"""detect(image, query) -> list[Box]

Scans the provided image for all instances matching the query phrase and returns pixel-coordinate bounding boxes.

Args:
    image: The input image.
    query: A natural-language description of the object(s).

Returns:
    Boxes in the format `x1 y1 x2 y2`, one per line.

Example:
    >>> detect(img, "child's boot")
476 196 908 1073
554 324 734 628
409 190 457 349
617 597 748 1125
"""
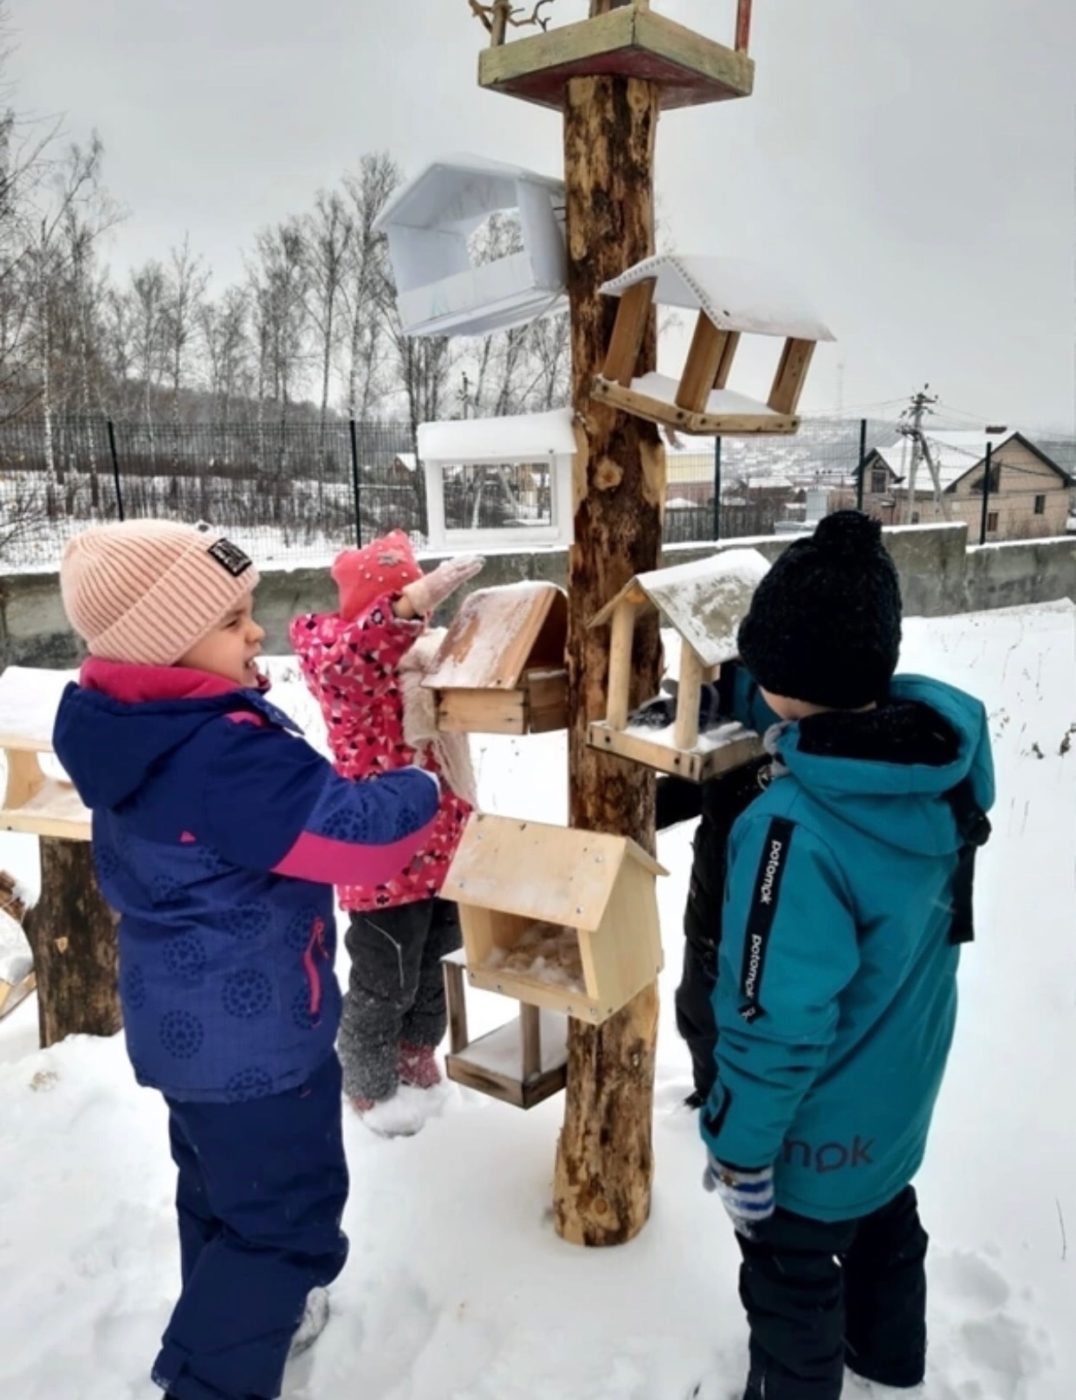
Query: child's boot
398 1041 442 1089
349 1091 423 1138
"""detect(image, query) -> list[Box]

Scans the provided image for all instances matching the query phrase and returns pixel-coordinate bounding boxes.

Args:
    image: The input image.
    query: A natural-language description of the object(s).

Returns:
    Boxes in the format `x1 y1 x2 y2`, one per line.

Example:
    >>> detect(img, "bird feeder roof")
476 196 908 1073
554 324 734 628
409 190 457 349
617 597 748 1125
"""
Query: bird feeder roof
443 813 667 932
600 254 835 342
422 581 567 691
590 548 771 668
374 154 564 235
418 408 578 465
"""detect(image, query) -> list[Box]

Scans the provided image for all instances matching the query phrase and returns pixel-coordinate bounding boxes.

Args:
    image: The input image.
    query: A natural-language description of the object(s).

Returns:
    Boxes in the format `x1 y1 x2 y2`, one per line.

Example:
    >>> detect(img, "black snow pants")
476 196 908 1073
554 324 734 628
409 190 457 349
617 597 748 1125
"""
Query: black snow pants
736 1185 929 1400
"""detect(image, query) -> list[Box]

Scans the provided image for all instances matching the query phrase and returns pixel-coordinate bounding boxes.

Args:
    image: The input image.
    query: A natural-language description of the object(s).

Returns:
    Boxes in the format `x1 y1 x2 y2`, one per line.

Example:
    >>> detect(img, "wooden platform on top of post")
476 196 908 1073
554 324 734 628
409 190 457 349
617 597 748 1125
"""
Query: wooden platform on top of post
478 0 754 113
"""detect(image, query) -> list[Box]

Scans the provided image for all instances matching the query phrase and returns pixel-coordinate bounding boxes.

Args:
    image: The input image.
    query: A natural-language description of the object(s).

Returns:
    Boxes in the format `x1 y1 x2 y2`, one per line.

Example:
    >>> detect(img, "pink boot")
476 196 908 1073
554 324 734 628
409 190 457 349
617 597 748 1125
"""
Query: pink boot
398 1042 442 1090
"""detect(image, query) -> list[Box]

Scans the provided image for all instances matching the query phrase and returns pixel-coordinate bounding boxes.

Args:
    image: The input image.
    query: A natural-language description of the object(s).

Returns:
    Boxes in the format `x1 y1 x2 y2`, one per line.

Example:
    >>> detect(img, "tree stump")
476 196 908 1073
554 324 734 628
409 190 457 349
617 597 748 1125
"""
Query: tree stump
22 838 121 1048
553 73 665 1247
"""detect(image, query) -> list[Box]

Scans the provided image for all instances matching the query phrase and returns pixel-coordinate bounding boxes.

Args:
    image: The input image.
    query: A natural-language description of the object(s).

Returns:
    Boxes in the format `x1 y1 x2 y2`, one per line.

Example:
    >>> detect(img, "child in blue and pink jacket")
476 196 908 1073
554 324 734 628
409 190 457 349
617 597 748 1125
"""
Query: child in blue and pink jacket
53 519 440 1400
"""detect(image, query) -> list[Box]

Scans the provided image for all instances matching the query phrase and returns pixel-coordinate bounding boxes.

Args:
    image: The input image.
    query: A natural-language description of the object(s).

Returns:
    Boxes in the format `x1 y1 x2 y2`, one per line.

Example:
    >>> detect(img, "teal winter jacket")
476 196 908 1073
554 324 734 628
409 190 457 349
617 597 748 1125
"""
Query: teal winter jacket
700 668 994 1222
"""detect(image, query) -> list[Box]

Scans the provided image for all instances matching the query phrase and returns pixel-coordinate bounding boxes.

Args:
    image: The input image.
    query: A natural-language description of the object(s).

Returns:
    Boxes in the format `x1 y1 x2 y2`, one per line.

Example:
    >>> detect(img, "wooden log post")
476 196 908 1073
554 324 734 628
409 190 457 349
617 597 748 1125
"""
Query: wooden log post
22 838 121 1048
553 70 665 1247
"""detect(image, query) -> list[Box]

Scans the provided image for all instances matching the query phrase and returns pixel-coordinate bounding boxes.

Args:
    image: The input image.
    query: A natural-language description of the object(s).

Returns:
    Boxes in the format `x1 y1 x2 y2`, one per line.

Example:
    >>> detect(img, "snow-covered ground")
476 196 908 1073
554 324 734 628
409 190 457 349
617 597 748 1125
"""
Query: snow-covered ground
0 601 1073 1400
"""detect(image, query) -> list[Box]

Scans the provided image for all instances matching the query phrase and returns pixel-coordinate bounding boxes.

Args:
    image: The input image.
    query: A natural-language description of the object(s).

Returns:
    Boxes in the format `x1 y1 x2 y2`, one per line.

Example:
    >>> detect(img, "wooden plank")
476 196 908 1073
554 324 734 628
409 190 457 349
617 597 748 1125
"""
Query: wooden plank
768 337 816 416
522 668 569 733
446 1018 568 1108
579 863 663 1018
0 774 92 841
675 313 728 413
587 719 764 782
445 1053 526 1107
423 584 564 693
714 330 740 389
605 600 637 730
601 277 656 387
0 971 36 1022
442 956 469 1055
434 688 527 735
466 960 606 1024
673 642 705 751
2 748 46 814
591 375 799 436
588 579 650 631
478 7 754 114
521 1003 542 1079
735 0 753 52
445 813 637 932
457 904 536 970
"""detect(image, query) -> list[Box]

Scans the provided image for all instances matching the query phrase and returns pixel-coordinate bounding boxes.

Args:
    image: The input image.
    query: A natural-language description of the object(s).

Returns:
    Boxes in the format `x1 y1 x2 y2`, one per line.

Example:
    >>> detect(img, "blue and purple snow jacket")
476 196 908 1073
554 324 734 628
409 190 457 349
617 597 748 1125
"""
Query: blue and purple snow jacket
53 658 439 1103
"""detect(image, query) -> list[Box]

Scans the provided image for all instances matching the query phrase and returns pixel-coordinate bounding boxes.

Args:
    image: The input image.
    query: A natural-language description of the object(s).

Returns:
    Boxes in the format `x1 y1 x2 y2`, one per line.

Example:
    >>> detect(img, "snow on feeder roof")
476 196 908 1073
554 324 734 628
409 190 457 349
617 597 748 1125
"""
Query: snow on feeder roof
419 409 579 552
418 407 577 465
592 253 835 438
588 548 771 782
374 154 567 339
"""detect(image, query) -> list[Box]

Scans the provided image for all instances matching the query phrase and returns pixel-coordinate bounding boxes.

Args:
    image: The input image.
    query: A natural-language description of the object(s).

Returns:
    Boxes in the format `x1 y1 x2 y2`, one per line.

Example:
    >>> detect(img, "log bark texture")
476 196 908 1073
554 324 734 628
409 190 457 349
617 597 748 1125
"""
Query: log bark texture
22 838 120 1047
553 73 665 1247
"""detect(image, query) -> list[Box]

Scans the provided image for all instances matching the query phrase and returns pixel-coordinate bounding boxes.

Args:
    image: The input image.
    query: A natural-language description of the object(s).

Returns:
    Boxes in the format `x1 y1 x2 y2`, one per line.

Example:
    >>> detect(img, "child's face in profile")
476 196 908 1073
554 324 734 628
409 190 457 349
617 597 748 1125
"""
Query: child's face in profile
178 598 265 686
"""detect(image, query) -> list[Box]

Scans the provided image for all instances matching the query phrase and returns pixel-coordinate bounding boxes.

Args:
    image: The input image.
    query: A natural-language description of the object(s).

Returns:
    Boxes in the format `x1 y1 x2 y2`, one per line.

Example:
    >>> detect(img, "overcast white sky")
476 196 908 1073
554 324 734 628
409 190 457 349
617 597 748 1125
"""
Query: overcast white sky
7 0 1076 429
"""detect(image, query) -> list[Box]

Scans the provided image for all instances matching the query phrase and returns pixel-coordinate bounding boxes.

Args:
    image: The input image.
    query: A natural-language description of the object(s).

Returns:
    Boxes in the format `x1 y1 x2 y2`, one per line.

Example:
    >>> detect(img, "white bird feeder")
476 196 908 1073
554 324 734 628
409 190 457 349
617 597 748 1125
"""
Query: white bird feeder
418 407 580 551
374 154 567 339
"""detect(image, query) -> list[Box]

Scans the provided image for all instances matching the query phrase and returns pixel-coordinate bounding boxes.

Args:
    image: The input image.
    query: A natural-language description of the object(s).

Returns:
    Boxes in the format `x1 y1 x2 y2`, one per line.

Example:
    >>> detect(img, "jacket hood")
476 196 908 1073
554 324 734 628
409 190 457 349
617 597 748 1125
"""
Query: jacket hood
774 675 994 856
53 658 272 811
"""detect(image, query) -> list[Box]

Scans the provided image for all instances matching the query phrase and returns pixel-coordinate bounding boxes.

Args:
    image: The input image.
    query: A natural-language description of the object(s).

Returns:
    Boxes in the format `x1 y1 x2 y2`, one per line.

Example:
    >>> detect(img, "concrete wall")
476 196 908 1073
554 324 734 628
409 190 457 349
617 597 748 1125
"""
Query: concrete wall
3 522 1073 671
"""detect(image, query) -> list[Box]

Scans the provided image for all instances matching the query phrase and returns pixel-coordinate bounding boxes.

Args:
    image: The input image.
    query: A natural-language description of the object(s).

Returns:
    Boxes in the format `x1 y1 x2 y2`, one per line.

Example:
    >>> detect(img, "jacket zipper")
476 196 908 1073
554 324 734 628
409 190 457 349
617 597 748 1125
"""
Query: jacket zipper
302 917 327 1019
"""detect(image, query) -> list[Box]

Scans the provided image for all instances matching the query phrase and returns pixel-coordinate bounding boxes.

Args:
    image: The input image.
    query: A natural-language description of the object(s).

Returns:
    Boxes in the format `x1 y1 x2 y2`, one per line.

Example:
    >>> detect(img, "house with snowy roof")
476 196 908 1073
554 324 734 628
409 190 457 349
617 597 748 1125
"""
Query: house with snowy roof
852 430 1072 541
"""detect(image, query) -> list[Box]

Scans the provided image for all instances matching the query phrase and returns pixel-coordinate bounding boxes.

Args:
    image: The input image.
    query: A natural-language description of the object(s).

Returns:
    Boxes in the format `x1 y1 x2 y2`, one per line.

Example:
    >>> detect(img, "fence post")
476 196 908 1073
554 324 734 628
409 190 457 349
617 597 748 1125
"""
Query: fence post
348 418 362 548
856 417 867 512
712 435 722 541
979 441 993 546
106 419 125 522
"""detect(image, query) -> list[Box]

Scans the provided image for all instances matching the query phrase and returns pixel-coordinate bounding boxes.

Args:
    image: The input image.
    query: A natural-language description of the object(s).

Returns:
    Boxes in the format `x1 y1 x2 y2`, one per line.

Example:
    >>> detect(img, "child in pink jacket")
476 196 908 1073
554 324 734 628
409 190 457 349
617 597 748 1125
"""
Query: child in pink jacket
291 532 482 1135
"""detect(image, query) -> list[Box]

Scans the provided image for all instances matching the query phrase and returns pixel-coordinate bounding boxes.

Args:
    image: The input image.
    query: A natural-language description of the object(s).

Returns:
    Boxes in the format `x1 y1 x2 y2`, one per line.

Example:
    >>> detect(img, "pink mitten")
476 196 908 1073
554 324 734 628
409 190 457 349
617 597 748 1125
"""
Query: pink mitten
401 556 484 616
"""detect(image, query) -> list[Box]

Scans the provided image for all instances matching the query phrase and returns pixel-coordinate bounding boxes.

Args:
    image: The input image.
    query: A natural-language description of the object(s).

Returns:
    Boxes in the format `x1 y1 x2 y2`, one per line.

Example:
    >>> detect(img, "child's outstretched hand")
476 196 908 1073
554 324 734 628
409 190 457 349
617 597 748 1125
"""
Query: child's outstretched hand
401 555 484 617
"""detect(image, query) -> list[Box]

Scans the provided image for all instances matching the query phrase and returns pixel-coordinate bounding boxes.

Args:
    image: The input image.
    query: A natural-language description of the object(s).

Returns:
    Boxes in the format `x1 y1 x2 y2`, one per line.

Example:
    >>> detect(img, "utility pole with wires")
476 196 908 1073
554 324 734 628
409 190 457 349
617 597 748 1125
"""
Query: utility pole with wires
899 384 949 523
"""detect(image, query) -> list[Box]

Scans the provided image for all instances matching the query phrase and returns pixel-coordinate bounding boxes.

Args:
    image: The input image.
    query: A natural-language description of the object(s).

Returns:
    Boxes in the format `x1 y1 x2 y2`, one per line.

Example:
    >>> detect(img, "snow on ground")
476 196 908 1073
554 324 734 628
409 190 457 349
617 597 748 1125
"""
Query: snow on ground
0 602 1074 1400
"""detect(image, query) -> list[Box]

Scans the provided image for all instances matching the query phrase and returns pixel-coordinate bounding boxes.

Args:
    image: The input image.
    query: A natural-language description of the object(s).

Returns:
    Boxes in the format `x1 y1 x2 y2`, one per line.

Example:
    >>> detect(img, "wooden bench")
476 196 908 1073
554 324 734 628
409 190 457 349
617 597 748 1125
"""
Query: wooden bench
0 666 119 1044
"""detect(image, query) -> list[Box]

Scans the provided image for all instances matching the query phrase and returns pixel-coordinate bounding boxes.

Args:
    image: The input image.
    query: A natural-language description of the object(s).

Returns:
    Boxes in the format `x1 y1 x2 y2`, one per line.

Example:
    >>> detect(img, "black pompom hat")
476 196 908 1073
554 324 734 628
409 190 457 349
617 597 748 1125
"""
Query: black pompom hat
737 511 902 710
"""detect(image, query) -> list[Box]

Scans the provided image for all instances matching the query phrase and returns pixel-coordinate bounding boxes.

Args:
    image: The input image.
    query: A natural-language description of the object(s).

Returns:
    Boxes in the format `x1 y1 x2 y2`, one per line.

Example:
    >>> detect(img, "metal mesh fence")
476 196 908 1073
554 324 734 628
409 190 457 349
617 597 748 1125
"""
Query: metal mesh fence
1 415 1071 571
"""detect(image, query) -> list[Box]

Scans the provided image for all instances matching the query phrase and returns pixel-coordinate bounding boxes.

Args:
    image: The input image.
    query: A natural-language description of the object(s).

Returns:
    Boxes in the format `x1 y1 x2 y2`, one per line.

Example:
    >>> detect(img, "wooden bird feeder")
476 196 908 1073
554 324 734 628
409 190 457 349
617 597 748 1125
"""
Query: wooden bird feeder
478 0 756 114
443 813 667 1026
418 407 580 552
588 548 770 782
0 667 90 842
421 580 568 735
441 949 568 1109
373 154 567 339
592 253 835 436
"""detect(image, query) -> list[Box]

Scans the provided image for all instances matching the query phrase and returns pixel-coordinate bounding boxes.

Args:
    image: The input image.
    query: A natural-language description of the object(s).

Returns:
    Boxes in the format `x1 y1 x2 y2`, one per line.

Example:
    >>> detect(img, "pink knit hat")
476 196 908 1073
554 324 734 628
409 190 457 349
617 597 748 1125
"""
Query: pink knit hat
60 520 260 666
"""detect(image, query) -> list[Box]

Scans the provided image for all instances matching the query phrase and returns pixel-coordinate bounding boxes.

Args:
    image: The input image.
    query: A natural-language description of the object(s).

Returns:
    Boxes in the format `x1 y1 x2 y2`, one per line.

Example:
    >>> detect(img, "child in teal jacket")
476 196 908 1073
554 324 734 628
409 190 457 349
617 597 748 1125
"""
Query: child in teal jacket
700 513 993 1400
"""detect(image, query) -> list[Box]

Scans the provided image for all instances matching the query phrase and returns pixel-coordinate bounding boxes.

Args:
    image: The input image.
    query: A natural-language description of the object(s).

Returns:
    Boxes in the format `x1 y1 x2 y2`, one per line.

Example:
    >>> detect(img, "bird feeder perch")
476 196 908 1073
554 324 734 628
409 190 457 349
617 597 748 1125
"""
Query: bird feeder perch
588 548 770 781
441 949 568 1109
421 581 568 735
443 813 667 1026
418 407 580 552
478 1 755 113
592 253 835 436
373 154 567 339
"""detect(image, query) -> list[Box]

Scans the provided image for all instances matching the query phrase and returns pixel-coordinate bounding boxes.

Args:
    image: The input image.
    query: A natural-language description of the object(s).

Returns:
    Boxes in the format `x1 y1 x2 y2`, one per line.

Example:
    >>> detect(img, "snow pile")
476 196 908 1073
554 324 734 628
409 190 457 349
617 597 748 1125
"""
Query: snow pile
0 603 1073 1399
